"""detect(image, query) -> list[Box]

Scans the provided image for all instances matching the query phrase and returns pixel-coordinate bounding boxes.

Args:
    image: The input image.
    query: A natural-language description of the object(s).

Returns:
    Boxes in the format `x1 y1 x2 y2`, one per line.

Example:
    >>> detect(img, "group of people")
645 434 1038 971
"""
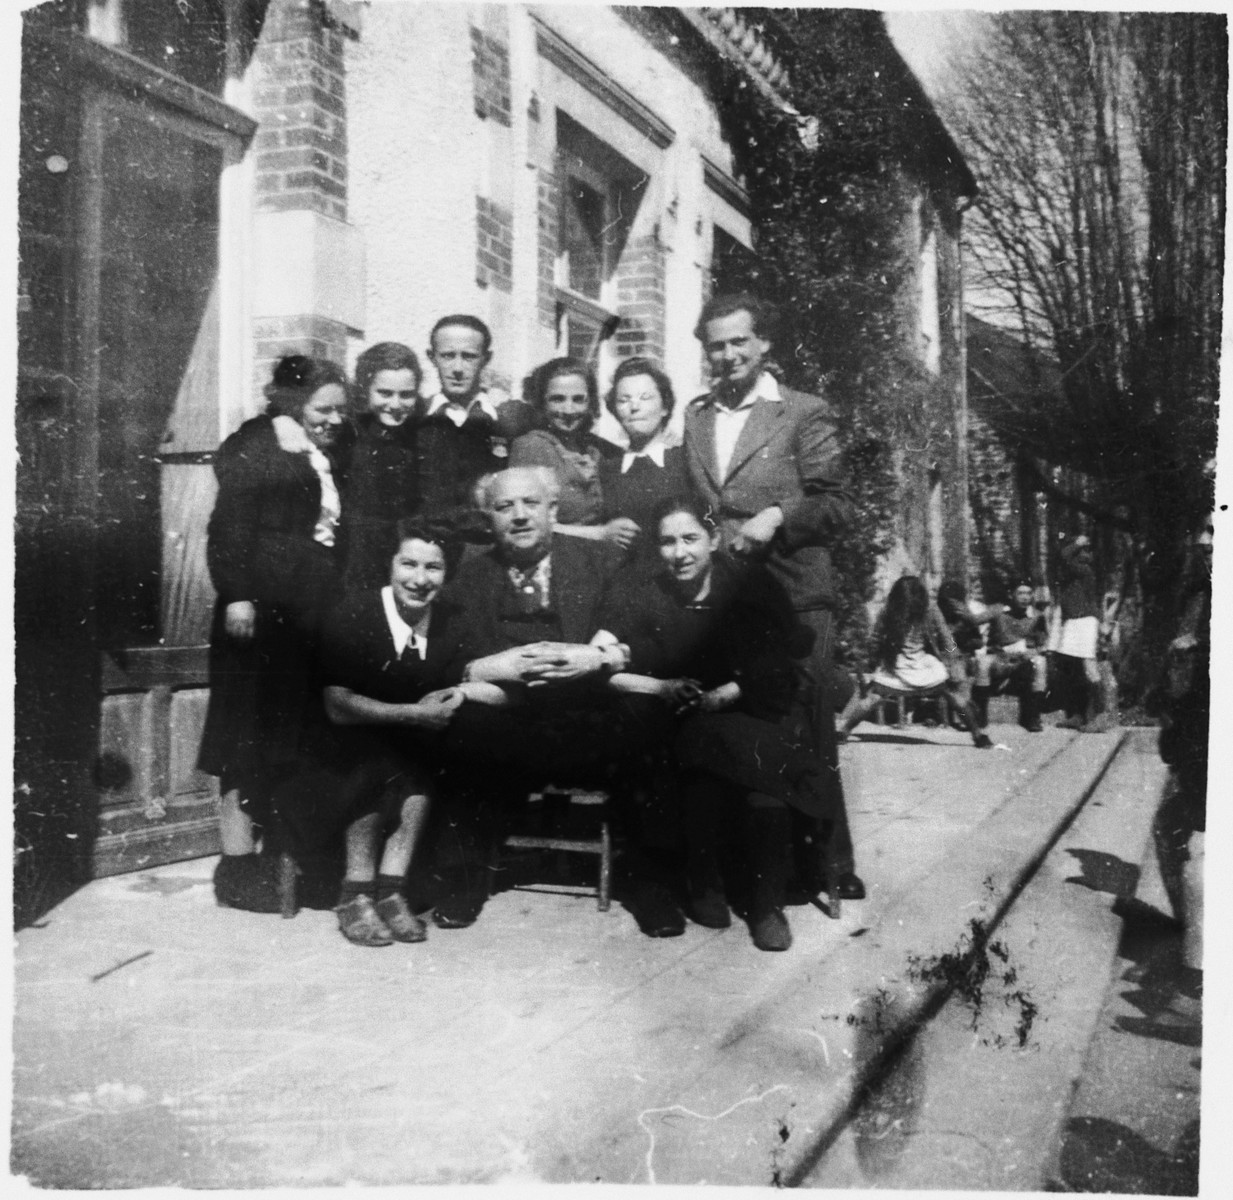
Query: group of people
835 543 1120 744
197 294 865 953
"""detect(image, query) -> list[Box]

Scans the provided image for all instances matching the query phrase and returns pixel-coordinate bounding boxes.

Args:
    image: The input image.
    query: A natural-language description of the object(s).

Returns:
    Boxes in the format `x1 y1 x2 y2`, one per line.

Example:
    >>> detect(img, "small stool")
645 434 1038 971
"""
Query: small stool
502 787 613 911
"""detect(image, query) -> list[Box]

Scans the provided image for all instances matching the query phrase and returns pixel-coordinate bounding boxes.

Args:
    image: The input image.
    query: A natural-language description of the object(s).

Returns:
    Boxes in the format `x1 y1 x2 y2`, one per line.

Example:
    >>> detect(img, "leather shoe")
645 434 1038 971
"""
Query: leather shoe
432 891 486 929
751 907 793 951
375 893 427 943
337 894 394 947
688 888 731 929
627 878 686 938
832 872 866 901
973 732 993 749
214 854 282 913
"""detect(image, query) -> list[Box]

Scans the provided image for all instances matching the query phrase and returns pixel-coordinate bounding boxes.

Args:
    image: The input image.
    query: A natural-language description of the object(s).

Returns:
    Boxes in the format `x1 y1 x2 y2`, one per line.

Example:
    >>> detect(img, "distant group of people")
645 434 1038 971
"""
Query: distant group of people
838 540 1125 743
198 295 866 953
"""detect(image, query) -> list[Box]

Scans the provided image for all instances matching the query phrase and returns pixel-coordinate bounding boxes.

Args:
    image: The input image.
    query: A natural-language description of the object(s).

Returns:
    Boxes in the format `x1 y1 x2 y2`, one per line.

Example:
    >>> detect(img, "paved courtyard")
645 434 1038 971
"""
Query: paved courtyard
12 724 1133 1186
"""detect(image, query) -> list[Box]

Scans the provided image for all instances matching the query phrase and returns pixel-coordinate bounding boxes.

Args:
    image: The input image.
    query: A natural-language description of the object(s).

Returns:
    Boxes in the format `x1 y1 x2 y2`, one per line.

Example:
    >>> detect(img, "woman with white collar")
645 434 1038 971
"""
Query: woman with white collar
198 354 351 911
598 357 692 562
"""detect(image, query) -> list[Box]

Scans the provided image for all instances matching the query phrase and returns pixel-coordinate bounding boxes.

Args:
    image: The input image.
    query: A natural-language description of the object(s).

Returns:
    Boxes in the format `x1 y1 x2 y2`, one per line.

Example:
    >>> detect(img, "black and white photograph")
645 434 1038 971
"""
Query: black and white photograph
8 0 1226 1191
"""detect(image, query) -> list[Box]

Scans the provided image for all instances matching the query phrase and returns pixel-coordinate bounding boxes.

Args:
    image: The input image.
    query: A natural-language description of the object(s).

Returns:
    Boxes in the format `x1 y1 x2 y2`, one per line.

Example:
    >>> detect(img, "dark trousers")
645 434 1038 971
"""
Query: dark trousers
796 608 856 877
433 694 670 872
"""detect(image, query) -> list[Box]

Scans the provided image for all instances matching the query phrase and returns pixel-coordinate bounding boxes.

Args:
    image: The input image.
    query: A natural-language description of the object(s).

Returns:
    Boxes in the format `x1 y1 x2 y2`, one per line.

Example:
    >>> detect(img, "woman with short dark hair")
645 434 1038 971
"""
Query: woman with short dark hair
509 356 629 545
595 495 821 951
198 354 351 910
599 356 692 560
311 521 473 945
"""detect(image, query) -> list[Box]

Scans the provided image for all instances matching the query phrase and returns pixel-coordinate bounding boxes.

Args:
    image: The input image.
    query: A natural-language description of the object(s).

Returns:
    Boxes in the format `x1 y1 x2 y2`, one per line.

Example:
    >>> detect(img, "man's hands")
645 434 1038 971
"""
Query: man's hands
466 642 612 685
519 643 607 683
225 600 257 640
731 506 783 558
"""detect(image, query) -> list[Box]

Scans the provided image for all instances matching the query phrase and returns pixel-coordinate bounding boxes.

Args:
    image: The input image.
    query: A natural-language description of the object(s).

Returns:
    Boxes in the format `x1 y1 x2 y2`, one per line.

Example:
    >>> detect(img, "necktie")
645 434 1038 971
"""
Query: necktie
508 568 544 615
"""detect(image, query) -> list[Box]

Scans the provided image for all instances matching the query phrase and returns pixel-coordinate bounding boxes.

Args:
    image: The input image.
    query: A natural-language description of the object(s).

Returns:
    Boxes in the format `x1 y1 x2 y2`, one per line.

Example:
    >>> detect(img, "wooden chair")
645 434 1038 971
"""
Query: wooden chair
499 786 613 911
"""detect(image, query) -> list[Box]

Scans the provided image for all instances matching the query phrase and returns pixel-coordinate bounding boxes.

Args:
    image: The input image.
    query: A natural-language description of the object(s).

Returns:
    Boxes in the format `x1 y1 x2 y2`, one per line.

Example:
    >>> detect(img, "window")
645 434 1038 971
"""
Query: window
711 226 758 297
87 0 228 97
555 112 644 368
558 157 619 362
920 227 941 375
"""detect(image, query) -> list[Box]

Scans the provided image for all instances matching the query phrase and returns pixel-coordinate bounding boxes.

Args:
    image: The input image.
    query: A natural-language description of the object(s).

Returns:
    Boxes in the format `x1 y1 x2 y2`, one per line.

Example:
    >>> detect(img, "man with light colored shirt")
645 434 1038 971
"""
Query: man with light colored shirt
683 292 864 903
415 314 534 539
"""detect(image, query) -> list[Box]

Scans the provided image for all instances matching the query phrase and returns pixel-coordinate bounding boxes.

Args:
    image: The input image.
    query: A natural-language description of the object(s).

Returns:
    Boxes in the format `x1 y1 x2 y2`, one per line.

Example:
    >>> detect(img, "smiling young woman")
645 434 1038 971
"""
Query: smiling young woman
508 356 625 545
342 342 424 591
197 354 352 911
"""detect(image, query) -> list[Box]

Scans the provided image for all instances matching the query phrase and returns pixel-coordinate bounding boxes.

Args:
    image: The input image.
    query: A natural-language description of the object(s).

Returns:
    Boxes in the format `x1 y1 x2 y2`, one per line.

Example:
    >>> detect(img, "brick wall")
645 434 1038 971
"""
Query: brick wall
476 196 514 292
471 25 511 126
536 168 560 331
252 0 349 221
253 314 352 395
615 233 666 362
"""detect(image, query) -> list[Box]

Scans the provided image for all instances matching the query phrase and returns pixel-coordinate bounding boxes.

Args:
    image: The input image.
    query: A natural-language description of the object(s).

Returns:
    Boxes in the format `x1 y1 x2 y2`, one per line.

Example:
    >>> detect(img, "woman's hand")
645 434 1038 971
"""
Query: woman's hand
602 518 641 550
661 678 703 712
698 682 741 712
411 687 464 730
224 600 257 641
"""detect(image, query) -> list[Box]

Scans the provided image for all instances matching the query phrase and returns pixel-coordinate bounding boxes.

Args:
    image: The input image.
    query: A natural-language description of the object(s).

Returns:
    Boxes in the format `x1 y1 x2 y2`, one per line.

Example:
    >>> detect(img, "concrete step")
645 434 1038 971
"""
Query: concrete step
537 729 1128 1185
797 728 1171 1189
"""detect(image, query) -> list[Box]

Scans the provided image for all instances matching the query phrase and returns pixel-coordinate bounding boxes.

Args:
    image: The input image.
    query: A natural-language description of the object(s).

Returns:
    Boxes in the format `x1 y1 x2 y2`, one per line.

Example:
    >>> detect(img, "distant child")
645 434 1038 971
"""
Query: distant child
840 575 992 748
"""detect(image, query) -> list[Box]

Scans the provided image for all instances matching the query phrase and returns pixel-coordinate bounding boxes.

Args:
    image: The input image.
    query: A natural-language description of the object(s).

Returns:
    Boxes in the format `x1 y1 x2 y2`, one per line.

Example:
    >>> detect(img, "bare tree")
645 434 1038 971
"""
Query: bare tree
942 12 1224 673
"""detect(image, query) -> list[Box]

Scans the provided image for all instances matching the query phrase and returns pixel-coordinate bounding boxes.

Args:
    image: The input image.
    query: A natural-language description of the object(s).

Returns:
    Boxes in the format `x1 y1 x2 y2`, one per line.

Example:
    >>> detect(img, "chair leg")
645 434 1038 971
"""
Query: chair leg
278 850 298 919
598 819 612 912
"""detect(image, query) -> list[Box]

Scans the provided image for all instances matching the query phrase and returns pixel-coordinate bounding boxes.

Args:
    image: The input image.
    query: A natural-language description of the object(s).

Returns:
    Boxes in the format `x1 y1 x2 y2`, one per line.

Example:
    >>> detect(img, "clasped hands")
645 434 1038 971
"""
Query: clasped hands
659 677 738 714
471 642 611 686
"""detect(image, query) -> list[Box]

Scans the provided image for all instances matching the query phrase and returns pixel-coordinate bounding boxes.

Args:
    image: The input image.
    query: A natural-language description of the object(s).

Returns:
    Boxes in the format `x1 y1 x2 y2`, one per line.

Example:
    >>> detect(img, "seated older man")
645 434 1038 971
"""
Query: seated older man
431 466 685 935
973 582 1048 732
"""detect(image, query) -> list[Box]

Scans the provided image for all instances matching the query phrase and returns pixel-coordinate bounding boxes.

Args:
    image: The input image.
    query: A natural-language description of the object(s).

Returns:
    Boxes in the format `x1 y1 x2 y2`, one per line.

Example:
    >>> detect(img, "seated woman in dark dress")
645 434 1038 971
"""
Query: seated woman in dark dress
342 342 423 591
308 520 501 946
599 357 692 562
594 496 820 952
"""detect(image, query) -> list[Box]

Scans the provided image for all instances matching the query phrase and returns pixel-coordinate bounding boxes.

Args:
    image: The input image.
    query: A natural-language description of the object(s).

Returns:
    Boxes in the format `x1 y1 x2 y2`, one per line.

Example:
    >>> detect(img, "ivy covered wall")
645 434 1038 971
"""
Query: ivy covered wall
680 9 977 652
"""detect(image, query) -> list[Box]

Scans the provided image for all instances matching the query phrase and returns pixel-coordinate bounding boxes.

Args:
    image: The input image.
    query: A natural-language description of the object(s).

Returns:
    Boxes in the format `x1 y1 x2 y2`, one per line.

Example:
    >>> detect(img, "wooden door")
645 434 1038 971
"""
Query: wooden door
76 80 243 876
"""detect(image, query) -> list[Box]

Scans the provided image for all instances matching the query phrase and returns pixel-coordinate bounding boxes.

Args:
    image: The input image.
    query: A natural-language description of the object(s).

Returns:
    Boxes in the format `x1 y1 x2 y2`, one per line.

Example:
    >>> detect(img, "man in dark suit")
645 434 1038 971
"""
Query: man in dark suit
684 292 865 901
415 314 535 540
434 466 684 933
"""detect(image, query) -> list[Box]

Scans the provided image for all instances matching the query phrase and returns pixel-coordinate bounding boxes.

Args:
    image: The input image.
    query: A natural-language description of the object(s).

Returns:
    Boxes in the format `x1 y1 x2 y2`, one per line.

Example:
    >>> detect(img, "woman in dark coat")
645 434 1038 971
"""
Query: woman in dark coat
595 495 819 952
198 354 350 910
599 356 692 562
341 341 423 591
